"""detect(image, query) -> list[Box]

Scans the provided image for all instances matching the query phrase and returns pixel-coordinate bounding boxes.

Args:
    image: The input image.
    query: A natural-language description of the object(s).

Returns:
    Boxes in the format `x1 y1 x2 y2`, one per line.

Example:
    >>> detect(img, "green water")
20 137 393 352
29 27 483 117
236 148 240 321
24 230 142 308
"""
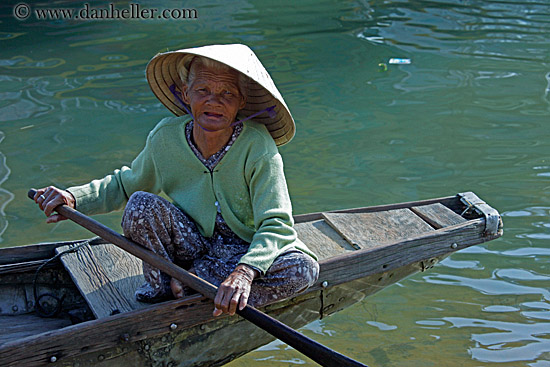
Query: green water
1 0 549 365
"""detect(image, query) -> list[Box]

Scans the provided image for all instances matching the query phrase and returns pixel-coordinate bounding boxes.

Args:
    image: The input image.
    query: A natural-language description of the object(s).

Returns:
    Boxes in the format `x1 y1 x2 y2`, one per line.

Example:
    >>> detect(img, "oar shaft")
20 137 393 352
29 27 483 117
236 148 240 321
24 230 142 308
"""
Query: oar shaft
28 189 367 367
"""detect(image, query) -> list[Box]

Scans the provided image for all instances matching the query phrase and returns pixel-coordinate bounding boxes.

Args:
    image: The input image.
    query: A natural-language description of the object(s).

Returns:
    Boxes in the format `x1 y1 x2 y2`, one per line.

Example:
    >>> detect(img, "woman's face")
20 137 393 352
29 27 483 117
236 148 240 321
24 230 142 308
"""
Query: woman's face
182 64 246 133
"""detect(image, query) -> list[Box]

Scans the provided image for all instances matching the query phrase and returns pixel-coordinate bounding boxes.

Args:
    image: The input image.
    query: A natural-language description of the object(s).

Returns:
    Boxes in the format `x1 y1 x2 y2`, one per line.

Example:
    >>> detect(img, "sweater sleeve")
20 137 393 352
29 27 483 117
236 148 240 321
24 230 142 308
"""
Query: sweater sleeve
66 131 162 215
238 152 299 274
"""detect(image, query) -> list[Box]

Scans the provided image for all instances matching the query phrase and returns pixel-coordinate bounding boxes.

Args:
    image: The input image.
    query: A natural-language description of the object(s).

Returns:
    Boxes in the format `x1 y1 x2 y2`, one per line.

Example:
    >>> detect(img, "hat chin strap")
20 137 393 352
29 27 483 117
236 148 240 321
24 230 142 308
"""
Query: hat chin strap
169 84 276 132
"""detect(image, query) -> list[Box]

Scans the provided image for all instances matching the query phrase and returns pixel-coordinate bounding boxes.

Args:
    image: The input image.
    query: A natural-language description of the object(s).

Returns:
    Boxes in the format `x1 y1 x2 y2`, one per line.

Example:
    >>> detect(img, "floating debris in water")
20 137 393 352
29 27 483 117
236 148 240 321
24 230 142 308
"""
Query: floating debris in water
378 58 412 72
388 58 412 65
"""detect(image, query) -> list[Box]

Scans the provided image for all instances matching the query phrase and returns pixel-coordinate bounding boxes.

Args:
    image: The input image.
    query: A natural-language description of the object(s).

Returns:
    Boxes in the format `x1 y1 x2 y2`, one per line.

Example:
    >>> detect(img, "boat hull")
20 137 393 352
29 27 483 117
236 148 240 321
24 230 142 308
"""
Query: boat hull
0 193 502 366
18 260 430 367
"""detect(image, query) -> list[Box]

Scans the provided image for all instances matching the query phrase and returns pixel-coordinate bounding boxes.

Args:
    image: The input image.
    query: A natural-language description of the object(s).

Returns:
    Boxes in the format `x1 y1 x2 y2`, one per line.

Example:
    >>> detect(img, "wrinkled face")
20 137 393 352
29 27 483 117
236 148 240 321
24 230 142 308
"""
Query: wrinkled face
182 64 246 132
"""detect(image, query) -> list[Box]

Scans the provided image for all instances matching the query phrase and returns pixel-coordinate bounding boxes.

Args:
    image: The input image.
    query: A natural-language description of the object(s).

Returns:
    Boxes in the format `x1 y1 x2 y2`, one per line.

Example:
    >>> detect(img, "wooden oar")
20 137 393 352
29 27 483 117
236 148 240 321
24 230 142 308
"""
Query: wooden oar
28 189 368 367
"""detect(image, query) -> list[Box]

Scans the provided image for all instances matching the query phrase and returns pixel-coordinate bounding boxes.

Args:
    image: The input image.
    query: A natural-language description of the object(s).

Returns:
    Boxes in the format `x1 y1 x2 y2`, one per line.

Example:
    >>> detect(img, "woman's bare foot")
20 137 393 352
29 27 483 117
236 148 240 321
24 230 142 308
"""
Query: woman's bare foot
170 278 185 298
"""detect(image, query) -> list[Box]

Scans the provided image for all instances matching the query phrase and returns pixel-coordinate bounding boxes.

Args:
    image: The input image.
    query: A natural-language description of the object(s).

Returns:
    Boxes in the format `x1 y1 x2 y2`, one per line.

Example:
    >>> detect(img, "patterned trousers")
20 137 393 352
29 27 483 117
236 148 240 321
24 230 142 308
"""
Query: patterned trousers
121 191 319 307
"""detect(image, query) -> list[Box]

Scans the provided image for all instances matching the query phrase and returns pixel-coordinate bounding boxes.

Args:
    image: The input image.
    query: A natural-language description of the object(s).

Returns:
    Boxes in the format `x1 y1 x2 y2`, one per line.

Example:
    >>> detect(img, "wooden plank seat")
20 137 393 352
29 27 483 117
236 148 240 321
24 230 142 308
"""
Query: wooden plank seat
294 220 355 260
411 203 466 229
56 242 147 319
301 204 466 253
321 208 435 250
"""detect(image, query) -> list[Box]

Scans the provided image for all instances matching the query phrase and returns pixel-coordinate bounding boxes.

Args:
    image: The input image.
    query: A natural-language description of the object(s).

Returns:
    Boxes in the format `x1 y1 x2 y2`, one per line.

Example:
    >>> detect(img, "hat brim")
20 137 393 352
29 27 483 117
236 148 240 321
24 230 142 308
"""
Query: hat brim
146 44 295 146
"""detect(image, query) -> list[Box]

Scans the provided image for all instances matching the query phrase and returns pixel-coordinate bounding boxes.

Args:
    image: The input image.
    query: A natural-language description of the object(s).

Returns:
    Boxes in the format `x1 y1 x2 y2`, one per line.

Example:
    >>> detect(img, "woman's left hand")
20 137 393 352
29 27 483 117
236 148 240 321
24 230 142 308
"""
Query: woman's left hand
213 264 259 316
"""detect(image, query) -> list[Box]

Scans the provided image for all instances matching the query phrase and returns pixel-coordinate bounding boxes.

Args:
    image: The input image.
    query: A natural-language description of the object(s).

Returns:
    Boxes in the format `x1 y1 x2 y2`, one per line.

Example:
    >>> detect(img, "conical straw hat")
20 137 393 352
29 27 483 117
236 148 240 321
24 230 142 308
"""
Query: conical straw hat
146 44 295 146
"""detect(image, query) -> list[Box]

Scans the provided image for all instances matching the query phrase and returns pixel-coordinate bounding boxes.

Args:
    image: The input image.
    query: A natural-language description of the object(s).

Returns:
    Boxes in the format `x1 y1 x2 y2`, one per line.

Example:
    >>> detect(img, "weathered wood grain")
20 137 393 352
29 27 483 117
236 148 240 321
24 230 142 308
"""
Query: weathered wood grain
322 208 434 250
0 237 108 266
411 203 466 229
1 263 85 316
319 261 431 319
313 218 494 291
294 195 459 223
0 286 27 316
0 192 500 367
0 242 66 265
295 220 355 260
0 218 498 367
0 289 322 367
0 314 72 345
56 243 146 318
0 294 207 366
0 219 492 367
0 259 52 275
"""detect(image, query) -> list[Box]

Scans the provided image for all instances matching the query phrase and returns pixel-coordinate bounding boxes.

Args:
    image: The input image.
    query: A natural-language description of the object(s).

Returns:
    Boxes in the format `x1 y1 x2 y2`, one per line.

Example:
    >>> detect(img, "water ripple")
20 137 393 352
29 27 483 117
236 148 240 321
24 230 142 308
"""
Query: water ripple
496 268 550 281
444 317 550 363
440 257 483 270
423 274 550 300
0 131 14 243
352 0 550 63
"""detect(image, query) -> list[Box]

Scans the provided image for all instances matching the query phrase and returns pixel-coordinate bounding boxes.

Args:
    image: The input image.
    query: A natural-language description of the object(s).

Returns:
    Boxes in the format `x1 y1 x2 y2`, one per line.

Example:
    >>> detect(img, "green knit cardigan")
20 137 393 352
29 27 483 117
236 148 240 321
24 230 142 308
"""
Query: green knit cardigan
67 115 316 273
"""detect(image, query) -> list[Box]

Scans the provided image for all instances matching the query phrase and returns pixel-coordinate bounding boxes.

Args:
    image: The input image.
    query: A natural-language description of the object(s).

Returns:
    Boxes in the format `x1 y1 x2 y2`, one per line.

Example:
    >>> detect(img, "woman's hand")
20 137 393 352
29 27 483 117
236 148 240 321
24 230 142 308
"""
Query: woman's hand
33 186 76 223
213 264 259 316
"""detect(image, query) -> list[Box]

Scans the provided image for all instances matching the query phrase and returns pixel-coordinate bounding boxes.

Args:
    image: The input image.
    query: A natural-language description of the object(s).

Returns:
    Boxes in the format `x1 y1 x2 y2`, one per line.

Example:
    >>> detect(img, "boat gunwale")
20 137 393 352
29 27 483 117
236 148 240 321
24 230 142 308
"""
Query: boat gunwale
0 237 109 267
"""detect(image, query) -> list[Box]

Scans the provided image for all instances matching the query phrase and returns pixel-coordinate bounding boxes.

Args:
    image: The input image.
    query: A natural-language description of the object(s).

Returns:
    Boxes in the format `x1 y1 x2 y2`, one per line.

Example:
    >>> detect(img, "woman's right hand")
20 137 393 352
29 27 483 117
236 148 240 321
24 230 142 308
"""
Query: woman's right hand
33 186 76 223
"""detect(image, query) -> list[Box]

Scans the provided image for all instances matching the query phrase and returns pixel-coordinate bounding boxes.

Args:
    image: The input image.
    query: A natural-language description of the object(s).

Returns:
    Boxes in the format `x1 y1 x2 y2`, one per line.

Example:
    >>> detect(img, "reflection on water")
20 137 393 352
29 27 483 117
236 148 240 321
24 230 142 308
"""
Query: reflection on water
1 0 549 365
354 0 550 62
423 274 550 300
0 131 14 242
444 317 550 363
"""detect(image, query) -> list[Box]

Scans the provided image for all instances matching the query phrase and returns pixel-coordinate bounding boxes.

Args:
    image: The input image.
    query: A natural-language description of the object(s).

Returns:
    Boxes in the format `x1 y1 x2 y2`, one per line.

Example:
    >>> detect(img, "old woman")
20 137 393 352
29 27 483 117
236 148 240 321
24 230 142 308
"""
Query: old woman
34 44 319 317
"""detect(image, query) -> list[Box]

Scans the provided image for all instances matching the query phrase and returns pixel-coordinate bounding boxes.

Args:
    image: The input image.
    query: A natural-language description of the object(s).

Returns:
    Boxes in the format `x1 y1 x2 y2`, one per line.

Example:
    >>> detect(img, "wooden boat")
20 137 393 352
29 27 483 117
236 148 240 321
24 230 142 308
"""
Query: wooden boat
0 192 502 366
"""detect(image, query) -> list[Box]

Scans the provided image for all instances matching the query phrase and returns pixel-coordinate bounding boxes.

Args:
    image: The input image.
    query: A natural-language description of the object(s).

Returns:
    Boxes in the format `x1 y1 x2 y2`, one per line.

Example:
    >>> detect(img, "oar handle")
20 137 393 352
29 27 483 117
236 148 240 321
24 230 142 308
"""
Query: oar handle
28 189 368 367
